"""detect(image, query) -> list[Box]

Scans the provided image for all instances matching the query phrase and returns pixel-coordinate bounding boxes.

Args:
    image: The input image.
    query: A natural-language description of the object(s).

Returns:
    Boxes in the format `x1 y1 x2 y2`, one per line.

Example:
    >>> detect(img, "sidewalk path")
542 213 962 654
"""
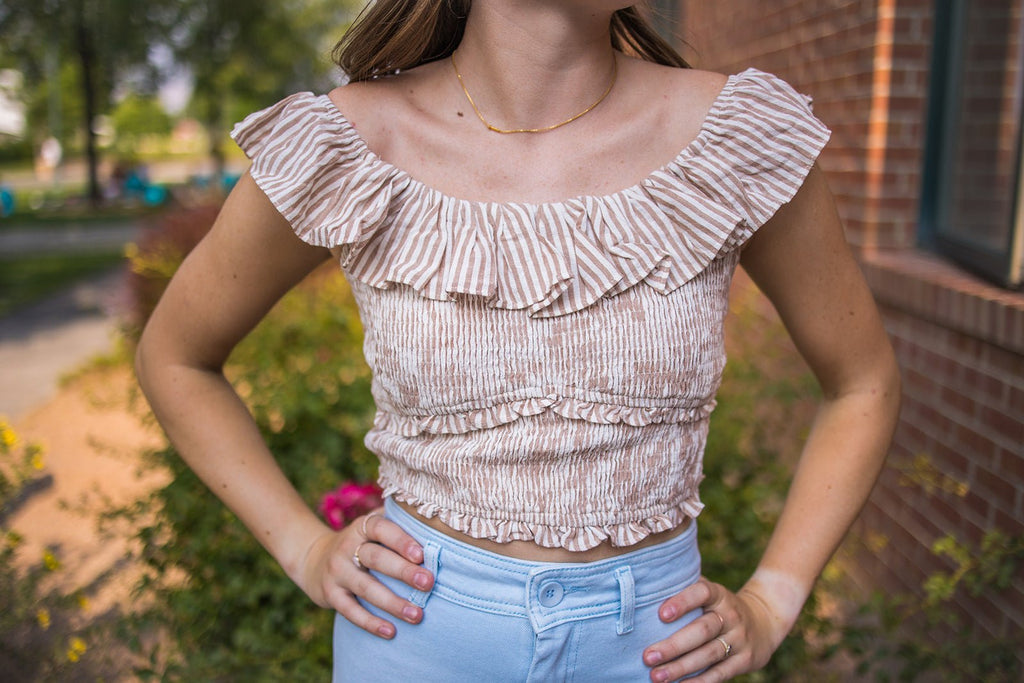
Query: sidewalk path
1 218 166 678
0 220 142 420
0 268 125 420
0 221 140 256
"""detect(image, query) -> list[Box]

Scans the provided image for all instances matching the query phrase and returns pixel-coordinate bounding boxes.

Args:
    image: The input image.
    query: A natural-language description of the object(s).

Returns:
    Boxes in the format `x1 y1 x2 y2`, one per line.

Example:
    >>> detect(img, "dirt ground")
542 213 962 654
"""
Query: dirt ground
7 362 167 678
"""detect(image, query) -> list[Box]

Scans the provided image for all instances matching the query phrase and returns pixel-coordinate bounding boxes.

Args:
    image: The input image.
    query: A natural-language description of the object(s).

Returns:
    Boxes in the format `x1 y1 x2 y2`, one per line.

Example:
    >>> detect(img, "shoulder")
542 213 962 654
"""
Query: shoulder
326 60 450 148
613 57 730 156
629 60 730 104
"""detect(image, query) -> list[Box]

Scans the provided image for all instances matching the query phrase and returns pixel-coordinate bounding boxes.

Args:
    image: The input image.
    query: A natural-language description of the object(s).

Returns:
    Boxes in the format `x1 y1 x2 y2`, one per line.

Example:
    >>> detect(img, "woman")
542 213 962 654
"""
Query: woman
135 1 901 680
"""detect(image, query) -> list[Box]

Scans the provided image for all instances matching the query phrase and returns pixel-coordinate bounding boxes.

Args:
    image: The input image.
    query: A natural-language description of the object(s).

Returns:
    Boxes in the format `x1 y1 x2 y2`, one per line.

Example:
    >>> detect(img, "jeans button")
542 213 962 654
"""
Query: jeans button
538 580 564 607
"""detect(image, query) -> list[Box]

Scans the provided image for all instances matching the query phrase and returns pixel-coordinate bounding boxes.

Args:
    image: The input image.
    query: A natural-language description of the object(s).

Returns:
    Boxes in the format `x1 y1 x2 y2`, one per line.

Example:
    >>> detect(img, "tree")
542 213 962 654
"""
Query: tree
111 93 172 155
168 0 353 178
0 0 172 203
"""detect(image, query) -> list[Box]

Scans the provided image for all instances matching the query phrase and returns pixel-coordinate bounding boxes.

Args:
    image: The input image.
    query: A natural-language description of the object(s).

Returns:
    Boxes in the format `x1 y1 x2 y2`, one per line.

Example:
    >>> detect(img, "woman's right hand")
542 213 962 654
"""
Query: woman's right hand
296 510 434 639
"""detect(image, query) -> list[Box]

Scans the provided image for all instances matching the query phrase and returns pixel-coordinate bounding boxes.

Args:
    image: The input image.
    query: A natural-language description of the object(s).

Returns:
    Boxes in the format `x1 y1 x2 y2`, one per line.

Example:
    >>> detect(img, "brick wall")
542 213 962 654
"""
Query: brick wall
676 0 932 250
674 0 1024 654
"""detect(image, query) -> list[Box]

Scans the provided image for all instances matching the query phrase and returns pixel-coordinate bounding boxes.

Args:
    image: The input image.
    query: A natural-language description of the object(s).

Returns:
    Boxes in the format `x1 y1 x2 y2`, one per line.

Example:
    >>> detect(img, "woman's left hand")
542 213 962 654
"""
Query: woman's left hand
642 577 783 682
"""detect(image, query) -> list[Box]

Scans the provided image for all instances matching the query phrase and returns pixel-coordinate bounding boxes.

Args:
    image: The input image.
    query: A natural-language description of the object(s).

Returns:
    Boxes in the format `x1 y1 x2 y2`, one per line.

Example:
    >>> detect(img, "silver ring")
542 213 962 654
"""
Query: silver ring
360 512 379 538
715 636 732 659
352 542 367 570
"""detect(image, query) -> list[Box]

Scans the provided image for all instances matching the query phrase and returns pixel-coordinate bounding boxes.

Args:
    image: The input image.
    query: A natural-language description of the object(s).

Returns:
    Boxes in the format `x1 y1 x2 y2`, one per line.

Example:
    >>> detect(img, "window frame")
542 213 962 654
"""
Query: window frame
919 0 1024 289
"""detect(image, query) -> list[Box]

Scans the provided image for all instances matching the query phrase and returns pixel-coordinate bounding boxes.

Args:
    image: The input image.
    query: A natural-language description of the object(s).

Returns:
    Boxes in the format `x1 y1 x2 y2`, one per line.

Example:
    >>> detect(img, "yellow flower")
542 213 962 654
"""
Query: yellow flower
30 451 45 470
0 424 17 449
66 636 88 661
36 608 51 630
77 594 90 610
42 549 60 571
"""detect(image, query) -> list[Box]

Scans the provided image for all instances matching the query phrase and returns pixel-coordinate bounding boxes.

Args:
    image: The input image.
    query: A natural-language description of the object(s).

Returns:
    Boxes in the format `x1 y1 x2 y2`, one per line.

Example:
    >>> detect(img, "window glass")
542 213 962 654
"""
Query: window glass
927 0 1023 287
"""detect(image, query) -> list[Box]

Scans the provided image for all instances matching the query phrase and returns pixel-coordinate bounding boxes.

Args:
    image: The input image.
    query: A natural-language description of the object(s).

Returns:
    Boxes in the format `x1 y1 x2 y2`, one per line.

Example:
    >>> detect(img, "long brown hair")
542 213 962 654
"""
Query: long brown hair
334 1 689 82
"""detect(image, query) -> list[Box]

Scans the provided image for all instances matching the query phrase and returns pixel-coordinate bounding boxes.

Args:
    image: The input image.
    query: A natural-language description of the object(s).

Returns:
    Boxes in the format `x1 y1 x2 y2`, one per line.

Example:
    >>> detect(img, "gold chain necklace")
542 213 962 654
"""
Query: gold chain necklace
451 53 617 134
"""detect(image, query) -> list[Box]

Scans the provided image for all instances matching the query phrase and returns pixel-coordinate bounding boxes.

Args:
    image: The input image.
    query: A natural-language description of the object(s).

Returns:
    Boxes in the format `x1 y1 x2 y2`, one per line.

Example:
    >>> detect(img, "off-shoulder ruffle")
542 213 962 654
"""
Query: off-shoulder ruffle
381 484 705 551
231 68 830 318
373 394 715 436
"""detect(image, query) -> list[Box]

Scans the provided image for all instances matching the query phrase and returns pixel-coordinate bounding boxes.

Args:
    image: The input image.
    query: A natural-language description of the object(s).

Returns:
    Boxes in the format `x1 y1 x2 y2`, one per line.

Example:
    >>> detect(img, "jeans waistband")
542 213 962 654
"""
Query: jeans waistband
383 498 701 634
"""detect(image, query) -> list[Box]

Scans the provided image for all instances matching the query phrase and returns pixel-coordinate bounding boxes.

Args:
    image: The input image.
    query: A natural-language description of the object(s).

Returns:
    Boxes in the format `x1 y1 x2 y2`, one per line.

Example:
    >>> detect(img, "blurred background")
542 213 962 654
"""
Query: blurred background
0 0 1022 681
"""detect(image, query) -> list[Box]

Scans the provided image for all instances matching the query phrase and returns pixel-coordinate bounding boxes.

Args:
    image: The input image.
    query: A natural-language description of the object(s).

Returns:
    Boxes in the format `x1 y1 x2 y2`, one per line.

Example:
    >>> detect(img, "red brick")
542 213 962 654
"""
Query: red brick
978 406 1024 446
956 365 1006 406
998 449 1024 487
939 384 976 419
672 0 1023 663
992 507 1024 538
972 466 1017 514
983 345 1024 381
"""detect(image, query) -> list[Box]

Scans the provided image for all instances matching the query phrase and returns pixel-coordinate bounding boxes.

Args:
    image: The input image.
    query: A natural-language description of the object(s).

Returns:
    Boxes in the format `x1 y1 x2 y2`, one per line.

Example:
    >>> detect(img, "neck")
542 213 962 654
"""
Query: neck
452 1 621 132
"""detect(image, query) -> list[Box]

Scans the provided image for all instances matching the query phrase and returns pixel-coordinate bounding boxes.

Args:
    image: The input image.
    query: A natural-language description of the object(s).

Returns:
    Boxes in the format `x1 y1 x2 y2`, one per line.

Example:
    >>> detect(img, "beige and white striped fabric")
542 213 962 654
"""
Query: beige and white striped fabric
231 68 830 551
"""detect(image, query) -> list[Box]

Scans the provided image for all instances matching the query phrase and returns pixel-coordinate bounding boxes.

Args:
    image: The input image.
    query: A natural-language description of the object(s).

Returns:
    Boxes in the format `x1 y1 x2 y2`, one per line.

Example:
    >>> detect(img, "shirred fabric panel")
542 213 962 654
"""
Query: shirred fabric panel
230 68 831 551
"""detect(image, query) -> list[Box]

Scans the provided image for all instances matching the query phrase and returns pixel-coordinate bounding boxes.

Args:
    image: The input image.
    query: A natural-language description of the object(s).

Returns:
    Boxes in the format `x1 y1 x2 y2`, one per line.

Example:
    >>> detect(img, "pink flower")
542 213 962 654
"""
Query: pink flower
318 481 383 530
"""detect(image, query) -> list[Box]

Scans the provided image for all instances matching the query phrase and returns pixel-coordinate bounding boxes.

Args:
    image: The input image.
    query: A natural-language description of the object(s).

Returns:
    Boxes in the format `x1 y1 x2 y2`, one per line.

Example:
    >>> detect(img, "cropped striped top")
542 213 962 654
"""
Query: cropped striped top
231 68 831 551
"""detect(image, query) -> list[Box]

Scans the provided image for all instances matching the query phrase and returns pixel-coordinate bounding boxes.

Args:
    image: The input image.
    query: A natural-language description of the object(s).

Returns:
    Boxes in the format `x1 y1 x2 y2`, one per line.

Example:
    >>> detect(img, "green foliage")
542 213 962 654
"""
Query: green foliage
168 0 355 172
925 532 1023 606
0 0 174 200
698 306 837 681
837 529 1024 682
111 94 173 155
0 420 91 680
0 137 33 164
119 268 375 681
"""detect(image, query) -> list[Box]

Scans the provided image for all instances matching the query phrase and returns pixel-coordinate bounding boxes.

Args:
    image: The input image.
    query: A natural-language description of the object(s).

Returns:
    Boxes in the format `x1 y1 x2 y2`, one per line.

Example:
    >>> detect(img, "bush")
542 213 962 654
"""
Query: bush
0 138 33 164
835 519 1024 681
120 267 376 681
0 420 92 681
698 298 839 681
121 204 221 340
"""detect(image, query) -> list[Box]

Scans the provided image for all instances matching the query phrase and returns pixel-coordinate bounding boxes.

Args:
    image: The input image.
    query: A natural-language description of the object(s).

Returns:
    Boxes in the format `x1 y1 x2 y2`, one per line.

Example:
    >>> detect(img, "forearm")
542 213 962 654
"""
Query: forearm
740 362 901 640
137 355 330 583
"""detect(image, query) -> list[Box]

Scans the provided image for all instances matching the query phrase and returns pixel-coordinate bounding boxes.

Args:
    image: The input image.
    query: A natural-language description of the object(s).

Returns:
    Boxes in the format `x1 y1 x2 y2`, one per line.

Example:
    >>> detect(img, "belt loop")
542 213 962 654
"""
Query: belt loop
409 541 440 608
614 566 635 635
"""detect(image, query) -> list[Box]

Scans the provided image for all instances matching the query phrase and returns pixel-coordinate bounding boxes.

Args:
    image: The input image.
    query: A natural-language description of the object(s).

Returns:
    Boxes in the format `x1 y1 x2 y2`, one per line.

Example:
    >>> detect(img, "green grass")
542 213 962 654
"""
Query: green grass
0 250 125 317
0 204 163 231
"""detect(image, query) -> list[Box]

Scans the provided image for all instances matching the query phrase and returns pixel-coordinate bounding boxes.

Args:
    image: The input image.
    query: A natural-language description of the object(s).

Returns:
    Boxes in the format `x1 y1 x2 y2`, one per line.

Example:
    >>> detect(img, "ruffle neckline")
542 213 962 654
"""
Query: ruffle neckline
381 484 706 551
231 68 830 318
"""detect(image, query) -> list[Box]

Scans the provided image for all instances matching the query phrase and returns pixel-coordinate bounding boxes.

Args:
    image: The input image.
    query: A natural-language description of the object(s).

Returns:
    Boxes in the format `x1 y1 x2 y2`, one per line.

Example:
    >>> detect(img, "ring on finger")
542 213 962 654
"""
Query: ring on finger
708 609 725 631
715 636 732 659
361 512 380 538
352 541 368 570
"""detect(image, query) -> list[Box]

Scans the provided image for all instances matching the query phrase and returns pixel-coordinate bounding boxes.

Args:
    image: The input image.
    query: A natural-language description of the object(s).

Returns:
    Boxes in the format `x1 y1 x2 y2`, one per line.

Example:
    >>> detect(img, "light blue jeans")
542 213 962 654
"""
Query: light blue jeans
332 498 704 682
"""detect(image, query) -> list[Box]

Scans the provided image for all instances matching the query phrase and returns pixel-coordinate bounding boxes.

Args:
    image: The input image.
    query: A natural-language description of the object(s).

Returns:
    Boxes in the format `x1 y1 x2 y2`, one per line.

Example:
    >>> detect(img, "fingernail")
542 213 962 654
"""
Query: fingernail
414 572 431 590
661 605 676 620
377 624 394 638
409 544 424 562
645 650 663 666
652 670 669 682
402 605 419 622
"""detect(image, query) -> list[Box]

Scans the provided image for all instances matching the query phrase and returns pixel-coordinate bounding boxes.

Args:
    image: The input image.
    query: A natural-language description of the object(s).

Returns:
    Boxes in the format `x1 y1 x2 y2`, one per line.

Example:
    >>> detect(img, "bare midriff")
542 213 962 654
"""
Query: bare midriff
396 500 692 563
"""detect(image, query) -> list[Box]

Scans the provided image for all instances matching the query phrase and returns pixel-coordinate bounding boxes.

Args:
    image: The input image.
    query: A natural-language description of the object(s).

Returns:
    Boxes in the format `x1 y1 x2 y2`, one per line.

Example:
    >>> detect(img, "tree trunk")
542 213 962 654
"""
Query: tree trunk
73 2 102 205
206 101 226 184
